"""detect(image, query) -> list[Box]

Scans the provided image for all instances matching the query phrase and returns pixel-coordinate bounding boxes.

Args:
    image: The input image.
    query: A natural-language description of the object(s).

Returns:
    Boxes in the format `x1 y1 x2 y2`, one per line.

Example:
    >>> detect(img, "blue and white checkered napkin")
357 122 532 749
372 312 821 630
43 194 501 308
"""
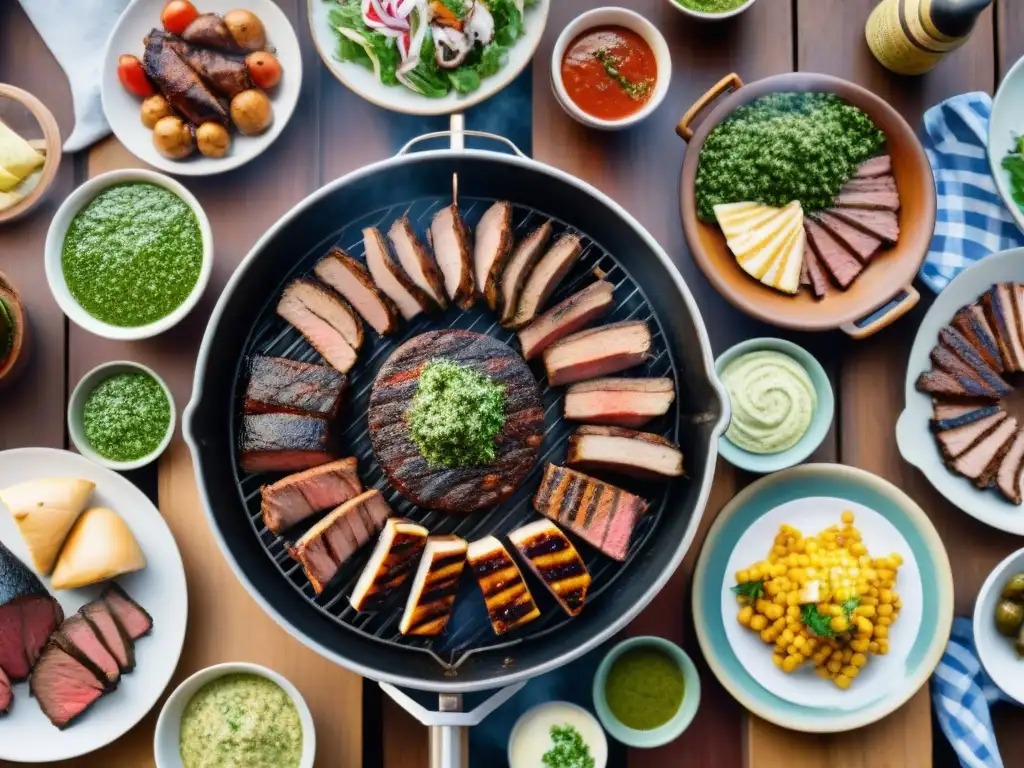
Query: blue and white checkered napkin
919 92 1024 294
932 617 1011 768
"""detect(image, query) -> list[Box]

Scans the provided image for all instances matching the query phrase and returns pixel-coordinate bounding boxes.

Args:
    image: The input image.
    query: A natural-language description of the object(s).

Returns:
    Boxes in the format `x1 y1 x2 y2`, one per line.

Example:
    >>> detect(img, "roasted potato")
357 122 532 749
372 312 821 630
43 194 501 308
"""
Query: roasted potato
141 95 172 129
230 89 273 135
152 116 194 159
196 122 231 158
224 9 266 51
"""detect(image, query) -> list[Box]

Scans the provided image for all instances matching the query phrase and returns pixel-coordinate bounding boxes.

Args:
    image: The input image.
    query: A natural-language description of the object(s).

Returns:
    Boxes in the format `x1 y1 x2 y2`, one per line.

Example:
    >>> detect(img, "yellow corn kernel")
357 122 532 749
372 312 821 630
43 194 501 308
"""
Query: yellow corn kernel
787 605 802 619
738 606 754 626
782 655 801 673
772 653 784 668
764 581 780 597
830 650 843 662
793 635 806 649
815 667 831 679
736 569 751 584
850 542 866 556
854 605 876 618
829 616 849 633
760 629 776 644
773 617 787 631
868 641 879 654
765 603 784 621
878 604 893 617
874 625 888 639
841 511 854 524
877 639 890 655
773 592 787 606
834 674 852 690
855 617 873 635
750 614 768 632
748 566 761 581
781 628 795 645
851 653 867 667
877 616 892 627
827 659 842 674
850 638 869 653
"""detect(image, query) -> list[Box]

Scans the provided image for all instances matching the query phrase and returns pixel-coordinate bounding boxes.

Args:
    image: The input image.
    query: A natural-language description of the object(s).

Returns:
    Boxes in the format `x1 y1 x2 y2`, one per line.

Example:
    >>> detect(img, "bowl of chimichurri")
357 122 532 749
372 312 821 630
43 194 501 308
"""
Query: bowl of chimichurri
44 169 213 340
154 662 314 768
68 360 176 471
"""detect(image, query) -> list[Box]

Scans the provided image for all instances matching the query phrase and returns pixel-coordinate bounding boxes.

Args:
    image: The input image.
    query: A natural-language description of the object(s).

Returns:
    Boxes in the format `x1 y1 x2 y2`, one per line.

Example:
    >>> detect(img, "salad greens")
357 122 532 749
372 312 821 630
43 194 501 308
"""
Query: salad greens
327 0 535 98
1003 134 1024 210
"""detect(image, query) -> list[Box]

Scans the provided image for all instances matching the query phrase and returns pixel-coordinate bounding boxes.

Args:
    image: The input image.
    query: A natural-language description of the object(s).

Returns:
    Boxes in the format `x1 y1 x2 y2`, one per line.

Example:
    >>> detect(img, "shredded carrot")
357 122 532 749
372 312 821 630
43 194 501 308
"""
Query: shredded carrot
430 1 464 29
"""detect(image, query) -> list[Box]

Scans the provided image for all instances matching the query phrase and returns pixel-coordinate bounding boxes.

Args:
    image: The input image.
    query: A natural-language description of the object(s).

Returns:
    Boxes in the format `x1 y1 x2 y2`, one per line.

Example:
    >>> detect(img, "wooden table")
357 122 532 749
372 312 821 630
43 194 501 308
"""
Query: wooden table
2 0 1023 765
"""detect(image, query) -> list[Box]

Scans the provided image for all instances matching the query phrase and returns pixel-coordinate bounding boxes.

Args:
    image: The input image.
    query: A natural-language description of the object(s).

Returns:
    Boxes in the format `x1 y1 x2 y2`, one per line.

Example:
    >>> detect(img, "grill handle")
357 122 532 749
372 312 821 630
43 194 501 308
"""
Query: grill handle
396 113 527 158
379 681 526 768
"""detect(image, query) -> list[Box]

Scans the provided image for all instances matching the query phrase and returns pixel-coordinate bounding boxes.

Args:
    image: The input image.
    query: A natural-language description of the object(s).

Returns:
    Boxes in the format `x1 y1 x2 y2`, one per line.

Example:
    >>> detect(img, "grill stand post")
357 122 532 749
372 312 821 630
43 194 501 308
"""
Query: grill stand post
379 681 527 768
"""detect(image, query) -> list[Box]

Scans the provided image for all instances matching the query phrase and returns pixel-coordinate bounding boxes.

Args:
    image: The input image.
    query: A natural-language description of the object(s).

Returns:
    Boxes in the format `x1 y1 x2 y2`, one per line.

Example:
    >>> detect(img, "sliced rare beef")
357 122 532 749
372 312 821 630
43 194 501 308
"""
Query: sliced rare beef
363 227 435 320
180 13 244 52
801 238 829 299
0 667 10 715
100 584 153 641
542 321 652 386
55 615 120 687
429 204 475 310
29 639 107 729
509 234 583 329
952 303 1005 373
276 280 359 373
0 540 63 682
518 281 614 360
388 215 448 311
473 201 514 311
953 416 1018 487
142 30 228 126
938 327 1011 395
499 221 553 325
239 413 336 474
828 208 899 244
834 187 900 211
313 248 401 335
563 377 675 428
839 175 897 194
164 36 250 99
935 409 1007 461
567 426 684 479
81 601 134 674
245 356 347 418
853 155 892 178
983 284 1024 372
916 368 1002 399
811 211 883 262
804 219 863 289
931 402 1001 432
260 456 363 535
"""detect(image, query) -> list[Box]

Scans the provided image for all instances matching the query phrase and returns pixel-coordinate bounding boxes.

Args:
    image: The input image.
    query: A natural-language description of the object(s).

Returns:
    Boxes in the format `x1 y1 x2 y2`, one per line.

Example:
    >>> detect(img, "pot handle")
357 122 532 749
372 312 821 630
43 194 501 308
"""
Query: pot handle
840 285 920 339
397 114 527 158
676 73 744 142
379 681 526 768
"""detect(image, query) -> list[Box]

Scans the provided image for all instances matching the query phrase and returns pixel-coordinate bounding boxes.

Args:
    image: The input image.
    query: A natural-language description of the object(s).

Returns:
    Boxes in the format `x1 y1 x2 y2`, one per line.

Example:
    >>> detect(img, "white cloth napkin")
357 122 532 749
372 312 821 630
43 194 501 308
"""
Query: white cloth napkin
18 0 130 153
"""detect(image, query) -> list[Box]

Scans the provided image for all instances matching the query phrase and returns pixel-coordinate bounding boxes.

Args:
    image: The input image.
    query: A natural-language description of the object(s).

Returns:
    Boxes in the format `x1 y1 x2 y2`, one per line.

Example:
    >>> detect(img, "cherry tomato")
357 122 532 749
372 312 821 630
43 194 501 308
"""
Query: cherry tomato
161 0 199 35
245 51 282 90
117 55 154 98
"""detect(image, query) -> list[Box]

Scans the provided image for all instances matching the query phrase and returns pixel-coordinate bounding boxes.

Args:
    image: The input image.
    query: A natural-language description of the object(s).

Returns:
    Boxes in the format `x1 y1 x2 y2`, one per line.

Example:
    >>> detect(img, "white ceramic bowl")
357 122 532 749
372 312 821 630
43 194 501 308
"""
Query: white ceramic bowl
989 53 1024 235
44 168 213 340
551 8 672 131
68 360 176 471
508 701 608 767
974 547 1024 705
102 0 302 176
154 662 316 768
666 0 757 21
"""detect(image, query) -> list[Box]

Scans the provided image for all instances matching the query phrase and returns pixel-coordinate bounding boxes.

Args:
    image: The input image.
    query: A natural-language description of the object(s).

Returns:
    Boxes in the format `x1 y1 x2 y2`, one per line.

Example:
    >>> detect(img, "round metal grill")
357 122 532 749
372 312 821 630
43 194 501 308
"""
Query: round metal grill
229 193 681 672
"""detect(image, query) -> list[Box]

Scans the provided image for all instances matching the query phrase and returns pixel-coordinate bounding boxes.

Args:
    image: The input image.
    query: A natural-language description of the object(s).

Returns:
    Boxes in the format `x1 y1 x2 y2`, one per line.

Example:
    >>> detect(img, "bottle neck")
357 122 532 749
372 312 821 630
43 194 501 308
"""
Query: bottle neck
925 0 991 38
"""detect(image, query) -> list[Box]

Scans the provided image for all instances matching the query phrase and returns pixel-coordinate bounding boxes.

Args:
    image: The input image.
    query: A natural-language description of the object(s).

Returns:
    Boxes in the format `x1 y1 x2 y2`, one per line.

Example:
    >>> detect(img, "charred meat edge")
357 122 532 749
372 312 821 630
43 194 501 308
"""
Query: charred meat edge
363 227 437 320
542 321 652 386
474 201 514 311
509 234 583 329
389 215 448 310
429 204 476 310
499 221 553 324
314 248 401 336
566 425 684 478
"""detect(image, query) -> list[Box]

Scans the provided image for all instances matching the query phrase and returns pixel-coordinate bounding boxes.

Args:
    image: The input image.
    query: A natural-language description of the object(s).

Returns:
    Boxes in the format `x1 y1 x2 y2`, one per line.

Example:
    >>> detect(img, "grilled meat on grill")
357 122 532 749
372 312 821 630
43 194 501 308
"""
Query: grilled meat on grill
261 457 363 535
165 36 250 98
473 201 514 311
289 490 392 593
245 356 347 418
518 281 614 361
563 377 675 428
181 13 243 52
467 536 540 635
389 215 448 311
101 583 152 641
499 221 552 325
276 280 361 372
543 321 652 386
510 234 583 329
29 639 107 729
350 518 428 612
239 413 336 474
364 227 435 320
143 30 228 126
508 519 590 617
532 463 648 561
429 204 475 310
400 536 467 636
567 425 684 479
0 540 63 682
314 248 400 336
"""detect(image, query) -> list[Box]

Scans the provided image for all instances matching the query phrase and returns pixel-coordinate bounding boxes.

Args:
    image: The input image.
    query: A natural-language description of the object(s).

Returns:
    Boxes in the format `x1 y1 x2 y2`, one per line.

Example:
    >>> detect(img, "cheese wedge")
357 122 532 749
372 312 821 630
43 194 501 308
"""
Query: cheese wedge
714 200 806 294
0 121 45 181
0 477 95 574
760 222 806 295
0 165 21 193
51 507 146 590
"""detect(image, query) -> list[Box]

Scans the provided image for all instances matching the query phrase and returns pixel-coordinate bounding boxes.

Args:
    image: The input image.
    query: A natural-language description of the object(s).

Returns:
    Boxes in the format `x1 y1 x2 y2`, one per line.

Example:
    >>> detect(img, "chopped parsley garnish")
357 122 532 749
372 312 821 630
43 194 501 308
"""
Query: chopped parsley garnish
801 604 834 637
594 48 652 101
731 580 765 600
542 725 595 768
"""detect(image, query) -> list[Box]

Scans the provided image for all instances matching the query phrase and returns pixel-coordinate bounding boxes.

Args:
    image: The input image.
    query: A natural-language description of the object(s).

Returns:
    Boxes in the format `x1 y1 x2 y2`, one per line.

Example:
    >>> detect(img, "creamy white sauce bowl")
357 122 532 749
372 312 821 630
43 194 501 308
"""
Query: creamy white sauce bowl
154 662 315 768
508 701 608 768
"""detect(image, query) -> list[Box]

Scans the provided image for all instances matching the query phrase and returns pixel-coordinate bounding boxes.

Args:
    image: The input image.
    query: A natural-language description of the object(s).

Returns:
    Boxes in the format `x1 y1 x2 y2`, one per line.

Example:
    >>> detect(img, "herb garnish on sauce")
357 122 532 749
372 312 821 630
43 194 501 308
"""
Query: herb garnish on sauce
541 725 595 768
594 48 652 101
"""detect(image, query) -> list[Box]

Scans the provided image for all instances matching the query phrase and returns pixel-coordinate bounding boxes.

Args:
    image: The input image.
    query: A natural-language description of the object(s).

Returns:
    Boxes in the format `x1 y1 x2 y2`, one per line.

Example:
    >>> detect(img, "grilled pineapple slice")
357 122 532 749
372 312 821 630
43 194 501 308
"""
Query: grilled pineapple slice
714 200 806 295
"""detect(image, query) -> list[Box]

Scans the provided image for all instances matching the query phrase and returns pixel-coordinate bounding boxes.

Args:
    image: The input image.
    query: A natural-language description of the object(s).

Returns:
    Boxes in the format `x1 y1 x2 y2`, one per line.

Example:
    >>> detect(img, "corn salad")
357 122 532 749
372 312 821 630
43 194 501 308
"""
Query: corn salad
733 511 902 689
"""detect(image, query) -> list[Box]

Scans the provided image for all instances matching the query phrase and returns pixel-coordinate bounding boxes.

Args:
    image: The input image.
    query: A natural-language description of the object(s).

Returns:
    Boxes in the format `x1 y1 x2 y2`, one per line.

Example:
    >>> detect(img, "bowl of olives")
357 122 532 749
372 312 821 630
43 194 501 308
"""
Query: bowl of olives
974 548 1024 704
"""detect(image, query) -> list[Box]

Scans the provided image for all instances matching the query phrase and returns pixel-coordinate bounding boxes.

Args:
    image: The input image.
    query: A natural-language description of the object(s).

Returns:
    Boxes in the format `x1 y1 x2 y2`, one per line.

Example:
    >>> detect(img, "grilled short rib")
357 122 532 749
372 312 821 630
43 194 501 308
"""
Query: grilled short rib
261 457 363 535
543 321 652 386
245 356 347 418
567 425 684 479
239 413 336 474
510 234 583 329
473 201 514 311
389 215 448 311
508 519 590 617
369 330 543 512
467 536 540 635
400 536 468 636
532 463 648 562
563 377 676 428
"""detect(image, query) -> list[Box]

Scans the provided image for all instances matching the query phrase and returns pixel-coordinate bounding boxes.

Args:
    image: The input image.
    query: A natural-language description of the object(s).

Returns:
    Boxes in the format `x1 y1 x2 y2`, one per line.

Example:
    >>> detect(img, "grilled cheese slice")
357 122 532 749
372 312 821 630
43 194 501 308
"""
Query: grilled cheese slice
509 520 591 617
714 200 806 294
400 536 468 636
467 536 540 635
350 518 428 612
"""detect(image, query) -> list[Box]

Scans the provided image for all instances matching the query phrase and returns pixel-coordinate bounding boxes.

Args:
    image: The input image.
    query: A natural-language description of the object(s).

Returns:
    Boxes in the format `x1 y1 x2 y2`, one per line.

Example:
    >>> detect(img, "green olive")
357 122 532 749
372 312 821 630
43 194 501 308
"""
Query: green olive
1001 573 1024 600
995 600 1024 636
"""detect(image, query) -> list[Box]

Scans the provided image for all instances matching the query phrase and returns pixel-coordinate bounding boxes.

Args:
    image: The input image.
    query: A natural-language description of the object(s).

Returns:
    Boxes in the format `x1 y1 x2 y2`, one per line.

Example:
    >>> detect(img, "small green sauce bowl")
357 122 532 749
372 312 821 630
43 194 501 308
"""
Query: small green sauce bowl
592 636 701 748
68 360 176 472
714 337 834 474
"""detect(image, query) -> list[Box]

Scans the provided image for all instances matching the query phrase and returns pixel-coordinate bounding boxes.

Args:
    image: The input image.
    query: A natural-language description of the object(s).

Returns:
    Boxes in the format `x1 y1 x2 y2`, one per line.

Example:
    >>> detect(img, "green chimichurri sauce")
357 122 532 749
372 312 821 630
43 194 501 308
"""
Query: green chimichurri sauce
62 182 203 327
675 0 747 12
179 673 303 768
406 359 507 468
605 647 685 730
695 92 886 222
82 372 171 462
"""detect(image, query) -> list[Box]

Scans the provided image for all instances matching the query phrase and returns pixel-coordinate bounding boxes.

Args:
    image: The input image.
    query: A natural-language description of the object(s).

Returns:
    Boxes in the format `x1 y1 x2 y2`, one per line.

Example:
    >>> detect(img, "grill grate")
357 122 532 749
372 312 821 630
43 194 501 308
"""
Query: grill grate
230 194 681 671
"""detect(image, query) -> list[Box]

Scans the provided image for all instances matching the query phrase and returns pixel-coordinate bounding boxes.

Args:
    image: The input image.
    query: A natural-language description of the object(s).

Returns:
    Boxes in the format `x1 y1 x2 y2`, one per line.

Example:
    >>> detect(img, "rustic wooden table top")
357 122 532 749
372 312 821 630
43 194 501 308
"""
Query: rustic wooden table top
2 0 1023 765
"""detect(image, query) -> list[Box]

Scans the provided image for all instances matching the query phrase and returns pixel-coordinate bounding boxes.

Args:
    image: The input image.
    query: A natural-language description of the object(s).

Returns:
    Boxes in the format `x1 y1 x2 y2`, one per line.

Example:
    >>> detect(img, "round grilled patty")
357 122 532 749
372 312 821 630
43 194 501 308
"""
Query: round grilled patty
368 330 544 512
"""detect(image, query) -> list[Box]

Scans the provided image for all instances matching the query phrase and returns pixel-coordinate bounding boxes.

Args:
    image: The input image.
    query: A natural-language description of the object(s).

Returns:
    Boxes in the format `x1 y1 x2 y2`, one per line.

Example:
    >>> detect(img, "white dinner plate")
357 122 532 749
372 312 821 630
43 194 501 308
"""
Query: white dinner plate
101 0 302 176
308 0 550 115
721 496 922 711
0 448 187 763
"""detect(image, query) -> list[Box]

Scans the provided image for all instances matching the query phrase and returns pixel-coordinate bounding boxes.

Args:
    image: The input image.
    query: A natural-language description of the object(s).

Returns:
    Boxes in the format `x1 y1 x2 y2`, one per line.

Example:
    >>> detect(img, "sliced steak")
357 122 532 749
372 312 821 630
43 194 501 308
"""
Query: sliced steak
532 463 648 562
543 321 652 386
314 248 400 335
473 201 514 310
388 215 448 310
834 188 900 211
953 303 1005 373
938 327 1011 395
164 36 250 99
100 584 152 641
567 425 684 479
276 281 359 373
55 615 119 687
245 355 347 418
399 536 467 636
364 227 435 320
804 219 863 289
239 413 336 474
287 280 363 352
564 377 675 428
518 281 614 361
983 284 1024 372
828 208 899 244
936 410 1007 461
510 234 583 329
0 666 10 715
931 402 1001 432
953 416 1018 487
260 457 363 535
81 601 134 674
853 155 892 178
811 211 883 262
369 331 543 512
20 595 63 670
499 221 553 324
0 540 62 682
839 175 897 194
916 368 1001 400
997 429 1024 504
801 238 829 299
930 347 1002 396
29 640 107 729
466 536 540 635
142 30 228 126
429 204 475 310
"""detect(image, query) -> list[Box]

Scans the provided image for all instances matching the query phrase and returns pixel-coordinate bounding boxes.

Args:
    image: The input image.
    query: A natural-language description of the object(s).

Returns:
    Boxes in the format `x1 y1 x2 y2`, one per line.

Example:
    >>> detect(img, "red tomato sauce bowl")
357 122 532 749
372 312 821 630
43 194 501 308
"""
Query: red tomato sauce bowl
551 8 671 130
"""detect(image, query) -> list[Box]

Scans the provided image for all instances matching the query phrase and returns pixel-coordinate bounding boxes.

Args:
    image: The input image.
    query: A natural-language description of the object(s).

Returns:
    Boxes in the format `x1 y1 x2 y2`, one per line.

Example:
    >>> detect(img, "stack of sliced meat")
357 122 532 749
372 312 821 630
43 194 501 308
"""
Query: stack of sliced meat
916 283 1024 504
